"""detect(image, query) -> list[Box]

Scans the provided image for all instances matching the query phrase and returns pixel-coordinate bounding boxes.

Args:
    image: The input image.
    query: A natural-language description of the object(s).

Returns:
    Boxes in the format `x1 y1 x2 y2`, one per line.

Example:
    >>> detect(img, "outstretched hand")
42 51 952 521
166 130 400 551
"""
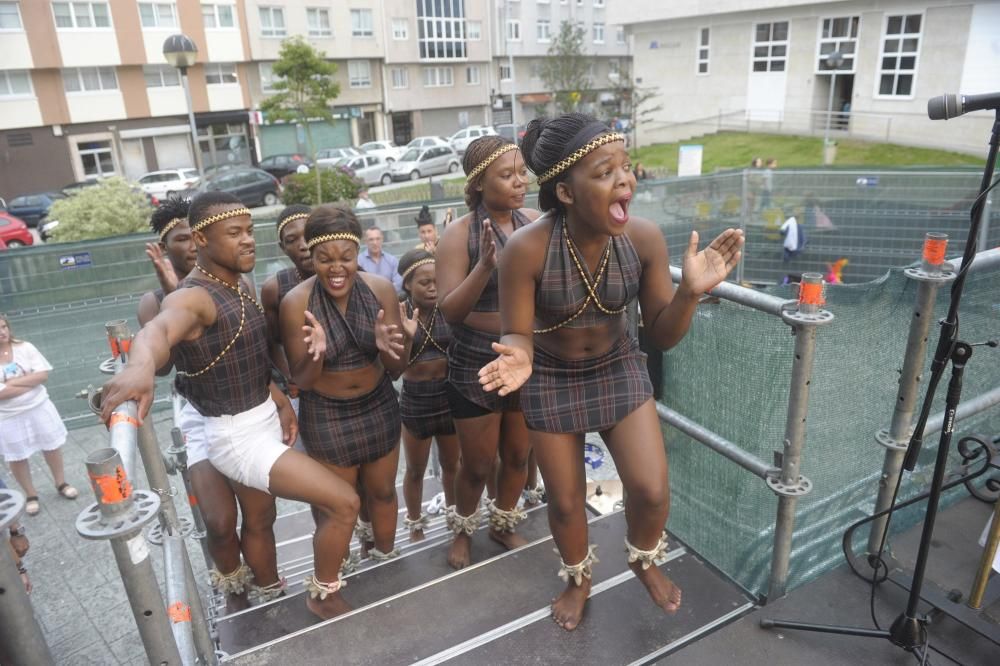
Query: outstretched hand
478 342 532 396
145 242 180 294
99 366 155 425
477 220 497 270
399 301 419 341
302 310 326 362
680 228 744 296
374 309 405 360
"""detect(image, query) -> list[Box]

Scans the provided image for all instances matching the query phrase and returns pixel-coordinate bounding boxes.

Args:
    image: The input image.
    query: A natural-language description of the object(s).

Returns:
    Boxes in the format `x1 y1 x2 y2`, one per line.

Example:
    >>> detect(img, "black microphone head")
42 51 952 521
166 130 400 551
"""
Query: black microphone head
928 94 959 120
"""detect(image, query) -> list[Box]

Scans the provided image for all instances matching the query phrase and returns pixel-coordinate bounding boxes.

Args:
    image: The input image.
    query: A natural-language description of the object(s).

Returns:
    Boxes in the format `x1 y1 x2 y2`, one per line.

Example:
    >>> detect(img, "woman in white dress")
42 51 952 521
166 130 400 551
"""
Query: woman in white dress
0 315 77 515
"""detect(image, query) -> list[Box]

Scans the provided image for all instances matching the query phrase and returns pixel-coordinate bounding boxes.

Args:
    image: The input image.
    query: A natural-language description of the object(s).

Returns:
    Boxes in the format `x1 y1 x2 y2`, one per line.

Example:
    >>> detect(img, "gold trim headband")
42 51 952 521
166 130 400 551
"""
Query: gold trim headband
277 212 309 237
401 257 435 281
306 233 362 250
158 217 185 242
536 132 627 185
466 144 519 182
190 207 253 233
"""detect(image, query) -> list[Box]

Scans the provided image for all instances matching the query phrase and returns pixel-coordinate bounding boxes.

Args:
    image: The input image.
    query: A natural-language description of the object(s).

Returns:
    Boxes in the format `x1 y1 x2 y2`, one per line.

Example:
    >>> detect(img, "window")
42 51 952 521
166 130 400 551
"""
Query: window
537 20 550 42
78 140 115 178
204 63 237 85
593 23 604 43
422 66 453 87
348 60 371 88
392 18 408 39
52 2 110 29
506 20 520 42
467 20 481 40
417 0 466 59
465 65 480 85
0 70 31 96
877 14 921 97
143 65 180 87
259 62 281 91
351 9 373 37
529 61 542 78
616 25 625 45
390 67 408 89
608 59 619 75
697 27 709 74
307 8 331 37
202 3 234 28
0 2 23 30
259 6 285 37
139 3 176 28
63 67 118 92
752 21 788 72
817 16 859 72
499 63 511 81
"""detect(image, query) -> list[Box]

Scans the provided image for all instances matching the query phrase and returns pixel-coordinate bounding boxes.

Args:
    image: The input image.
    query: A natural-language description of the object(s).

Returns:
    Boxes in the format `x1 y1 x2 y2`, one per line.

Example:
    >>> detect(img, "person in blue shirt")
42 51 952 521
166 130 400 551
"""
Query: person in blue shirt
359 226 403 291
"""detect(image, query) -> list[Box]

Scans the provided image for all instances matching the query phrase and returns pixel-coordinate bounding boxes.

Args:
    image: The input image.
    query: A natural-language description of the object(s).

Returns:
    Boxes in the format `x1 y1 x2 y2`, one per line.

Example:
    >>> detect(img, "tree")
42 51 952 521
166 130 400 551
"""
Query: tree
46 178 152 242
607 66 663 151
281 168 363 206
259 36 341 203
540 21 593 114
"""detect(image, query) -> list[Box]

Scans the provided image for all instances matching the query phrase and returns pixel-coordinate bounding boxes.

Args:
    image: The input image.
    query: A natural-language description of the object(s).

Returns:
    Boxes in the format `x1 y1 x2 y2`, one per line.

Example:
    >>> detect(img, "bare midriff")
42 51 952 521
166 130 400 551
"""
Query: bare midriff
311 361 385 399
402 357 447 382
534 317 626 360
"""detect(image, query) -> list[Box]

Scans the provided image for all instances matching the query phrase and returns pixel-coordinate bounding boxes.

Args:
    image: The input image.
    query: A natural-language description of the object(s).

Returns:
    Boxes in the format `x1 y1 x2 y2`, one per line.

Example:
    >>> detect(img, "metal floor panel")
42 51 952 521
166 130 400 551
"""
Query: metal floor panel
225 511 655 664
218 504 552 656
446 551 754 665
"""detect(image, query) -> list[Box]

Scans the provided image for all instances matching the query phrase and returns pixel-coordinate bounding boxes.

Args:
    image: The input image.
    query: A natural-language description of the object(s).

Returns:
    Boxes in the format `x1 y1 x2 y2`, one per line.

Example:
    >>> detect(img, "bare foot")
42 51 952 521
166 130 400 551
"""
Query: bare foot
629 562 682 612
447 533 472 569
551 578 591 631
225 592 250 614
409 527 425 542
489 529 528 550
305 591 352 620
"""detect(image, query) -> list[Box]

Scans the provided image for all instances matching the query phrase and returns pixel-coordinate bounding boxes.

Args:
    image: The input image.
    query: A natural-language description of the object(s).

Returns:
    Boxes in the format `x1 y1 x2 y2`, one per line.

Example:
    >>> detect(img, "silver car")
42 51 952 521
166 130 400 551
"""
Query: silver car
315 146 363 168
335 154 393 187
389 146 461 181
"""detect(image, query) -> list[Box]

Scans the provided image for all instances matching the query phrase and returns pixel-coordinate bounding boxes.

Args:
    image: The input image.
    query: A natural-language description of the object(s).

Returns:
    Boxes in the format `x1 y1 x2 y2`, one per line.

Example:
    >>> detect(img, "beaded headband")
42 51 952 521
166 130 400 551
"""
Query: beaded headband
306 233 362 251
536 132 627 185
466 144 519 182
277 212 309 237
158 217 185 243
190 207 252 233
401 257 435 281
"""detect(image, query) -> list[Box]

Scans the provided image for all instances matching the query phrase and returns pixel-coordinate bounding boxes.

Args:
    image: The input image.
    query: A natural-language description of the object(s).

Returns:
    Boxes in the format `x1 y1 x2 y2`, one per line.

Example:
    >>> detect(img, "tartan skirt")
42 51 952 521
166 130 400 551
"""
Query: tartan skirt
298 374 401 467
447 325 520 413
523 334 653 434
400 378 456 440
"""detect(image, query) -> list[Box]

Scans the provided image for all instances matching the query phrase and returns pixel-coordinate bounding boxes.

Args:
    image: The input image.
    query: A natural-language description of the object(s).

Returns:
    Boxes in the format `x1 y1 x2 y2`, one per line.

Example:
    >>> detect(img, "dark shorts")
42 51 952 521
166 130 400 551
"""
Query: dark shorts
522 335 653 434
298 374 401 467
446 381 493 420
401 378 456 440
447 325 520 414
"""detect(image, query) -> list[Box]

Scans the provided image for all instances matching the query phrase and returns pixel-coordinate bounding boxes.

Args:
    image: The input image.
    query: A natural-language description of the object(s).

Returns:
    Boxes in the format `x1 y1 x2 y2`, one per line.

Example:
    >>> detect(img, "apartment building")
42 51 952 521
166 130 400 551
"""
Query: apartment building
492 0 631 126
609 0 998 154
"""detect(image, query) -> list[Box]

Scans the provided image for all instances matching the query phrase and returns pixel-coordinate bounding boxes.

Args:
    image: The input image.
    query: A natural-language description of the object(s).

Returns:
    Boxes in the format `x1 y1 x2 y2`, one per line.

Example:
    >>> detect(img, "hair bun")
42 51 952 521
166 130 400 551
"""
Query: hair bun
519 117 548 174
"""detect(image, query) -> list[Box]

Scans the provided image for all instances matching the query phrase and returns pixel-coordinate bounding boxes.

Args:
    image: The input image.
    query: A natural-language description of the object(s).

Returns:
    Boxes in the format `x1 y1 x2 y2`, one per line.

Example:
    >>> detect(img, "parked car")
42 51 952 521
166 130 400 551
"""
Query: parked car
405 136 450 150
137 168 199 199
496 124 527 143
181 168 282 208
258 154 312 180
359 141 404 163
333 155 393 187
5 191 65 228
315 146 363 168
0 211 33 247
449 126 497 154
389 146 461 181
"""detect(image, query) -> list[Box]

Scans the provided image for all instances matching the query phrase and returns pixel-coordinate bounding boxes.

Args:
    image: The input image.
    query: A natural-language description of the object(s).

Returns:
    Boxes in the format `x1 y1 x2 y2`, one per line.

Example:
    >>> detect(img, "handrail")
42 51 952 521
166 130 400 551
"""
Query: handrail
669 266 792 317
925 386 1000 437
947 247 1000 273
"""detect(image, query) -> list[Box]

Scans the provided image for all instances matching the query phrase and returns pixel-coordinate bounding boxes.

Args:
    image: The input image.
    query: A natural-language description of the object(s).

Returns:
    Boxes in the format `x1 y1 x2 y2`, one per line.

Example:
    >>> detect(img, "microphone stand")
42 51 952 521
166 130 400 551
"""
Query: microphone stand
761 109 1000 656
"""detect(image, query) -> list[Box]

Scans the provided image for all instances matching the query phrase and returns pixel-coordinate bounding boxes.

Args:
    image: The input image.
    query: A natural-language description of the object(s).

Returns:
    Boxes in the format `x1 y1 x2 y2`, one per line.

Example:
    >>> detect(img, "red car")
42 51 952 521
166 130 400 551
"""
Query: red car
0 211 34 248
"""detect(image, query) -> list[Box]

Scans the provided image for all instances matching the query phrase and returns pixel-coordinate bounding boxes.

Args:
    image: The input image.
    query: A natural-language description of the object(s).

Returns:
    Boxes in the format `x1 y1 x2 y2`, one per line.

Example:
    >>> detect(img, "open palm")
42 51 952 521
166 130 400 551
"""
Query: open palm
479 342 532 396
680 229 744 295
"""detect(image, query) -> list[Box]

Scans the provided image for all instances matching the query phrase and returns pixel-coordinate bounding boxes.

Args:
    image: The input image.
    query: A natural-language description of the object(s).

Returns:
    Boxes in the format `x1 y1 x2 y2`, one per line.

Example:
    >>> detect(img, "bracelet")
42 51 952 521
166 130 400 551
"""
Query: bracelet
17 565 26 575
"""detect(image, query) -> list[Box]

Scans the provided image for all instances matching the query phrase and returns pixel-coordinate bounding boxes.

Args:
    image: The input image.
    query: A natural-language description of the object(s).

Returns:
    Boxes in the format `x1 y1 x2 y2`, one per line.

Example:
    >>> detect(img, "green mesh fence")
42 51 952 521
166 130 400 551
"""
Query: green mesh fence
661 261 1000 597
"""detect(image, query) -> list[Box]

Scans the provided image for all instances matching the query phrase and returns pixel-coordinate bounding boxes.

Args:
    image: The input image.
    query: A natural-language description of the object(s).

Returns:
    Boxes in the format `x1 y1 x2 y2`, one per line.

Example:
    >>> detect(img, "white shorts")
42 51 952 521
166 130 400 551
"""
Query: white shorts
176 401 209 467
202 399 290 493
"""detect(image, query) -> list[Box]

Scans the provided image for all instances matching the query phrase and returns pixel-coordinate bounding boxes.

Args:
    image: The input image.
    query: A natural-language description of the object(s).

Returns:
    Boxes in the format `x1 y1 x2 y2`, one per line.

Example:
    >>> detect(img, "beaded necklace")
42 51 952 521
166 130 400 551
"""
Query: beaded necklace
533 216 626 335
406 301 447 367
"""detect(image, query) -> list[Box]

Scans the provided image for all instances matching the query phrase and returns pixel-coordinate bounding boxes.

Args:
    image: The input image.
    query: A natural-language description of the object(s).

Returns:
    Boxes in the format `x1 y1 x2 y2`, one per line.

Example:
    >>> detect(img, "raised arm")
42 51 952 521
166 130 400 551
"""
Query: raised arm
280 282 324 391
437 217 496 326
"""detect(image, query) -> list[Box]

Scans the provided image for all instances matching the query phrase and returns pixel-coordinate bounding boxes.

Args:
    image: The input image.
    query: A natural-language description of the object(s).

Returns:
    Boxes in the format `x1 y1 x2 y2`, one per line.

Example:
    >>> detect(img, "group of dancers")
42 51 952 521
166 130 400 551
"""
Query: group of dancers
101 112 744 629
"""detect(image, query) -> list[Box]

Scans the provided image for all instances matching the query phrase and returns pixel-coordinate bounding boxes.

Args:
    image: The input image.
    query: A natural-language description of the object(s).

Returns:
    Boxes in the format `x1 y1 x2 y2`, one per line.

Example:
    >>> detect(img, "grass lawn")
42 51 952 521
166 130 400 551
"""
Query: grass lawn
630 132 984 175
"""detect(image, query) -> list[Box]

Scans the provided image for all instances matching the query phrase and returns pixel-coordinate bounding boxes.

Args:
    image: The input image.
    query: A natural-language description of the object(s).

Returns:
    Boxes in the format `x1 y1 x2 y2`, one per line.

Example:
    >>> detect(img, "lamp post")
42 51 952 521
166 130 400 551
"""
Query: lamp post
823 50 845 165
163 34 205 180
503 0 516 132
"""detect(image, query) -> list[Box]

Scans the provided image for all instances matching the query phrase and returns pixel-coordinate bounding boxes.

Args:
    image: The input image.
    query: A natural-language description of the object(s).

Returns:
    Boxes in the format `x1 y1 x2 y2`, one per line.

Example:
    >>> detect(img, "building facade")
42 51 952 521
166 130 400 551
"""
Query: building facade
610 0 998 154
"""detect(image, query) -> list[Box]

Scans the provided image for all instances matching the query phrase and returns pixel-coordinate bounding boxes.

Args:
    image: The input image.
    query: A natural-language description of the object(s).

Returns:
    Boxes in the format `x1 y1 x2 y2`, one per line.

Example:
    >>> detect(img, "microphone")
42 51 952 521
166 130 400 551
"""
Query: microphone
928 92 1000 120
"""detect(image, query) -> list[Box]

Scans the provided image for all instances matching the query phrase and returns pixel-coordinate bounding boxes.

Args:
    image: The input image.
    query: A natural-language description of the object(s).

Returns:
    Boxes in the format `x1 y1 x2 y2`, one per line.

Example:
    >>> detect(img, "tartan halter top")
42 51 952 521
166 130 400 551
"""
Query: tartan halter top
467 203 532 313
308 276 381 371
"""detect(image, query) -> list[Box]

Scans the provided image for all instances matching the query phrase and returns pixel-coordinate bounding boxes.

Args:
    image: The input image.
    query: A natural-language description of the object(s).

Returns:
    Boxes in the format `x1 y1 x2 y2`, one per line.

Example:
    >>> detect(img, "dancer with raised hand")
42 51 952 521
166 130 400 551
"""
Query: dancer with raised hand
396 249 460 541
479 114 743 630
101 192 360 620
280 205 414 563
436 135 539 569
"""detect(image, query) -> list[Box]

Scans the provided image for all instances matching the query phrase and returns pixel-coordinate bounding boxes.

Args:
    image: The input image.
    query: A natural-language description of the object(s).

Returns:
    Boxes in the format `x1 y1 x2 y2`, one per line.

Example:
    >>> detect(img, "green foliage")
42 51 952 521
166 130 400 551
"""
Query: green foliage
540 22 593 114
259 36 340 124
281 168 363 206
46 178 152 242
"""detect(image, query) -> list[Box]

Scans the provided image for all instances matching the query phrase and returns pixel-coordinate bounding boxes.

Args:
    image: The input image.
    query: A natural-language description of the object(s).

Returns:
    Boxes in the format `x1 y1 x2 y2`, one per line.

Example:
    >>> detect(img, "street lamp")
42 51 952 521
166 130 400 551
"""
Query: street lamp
163 34 205 180
823 50 845 161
